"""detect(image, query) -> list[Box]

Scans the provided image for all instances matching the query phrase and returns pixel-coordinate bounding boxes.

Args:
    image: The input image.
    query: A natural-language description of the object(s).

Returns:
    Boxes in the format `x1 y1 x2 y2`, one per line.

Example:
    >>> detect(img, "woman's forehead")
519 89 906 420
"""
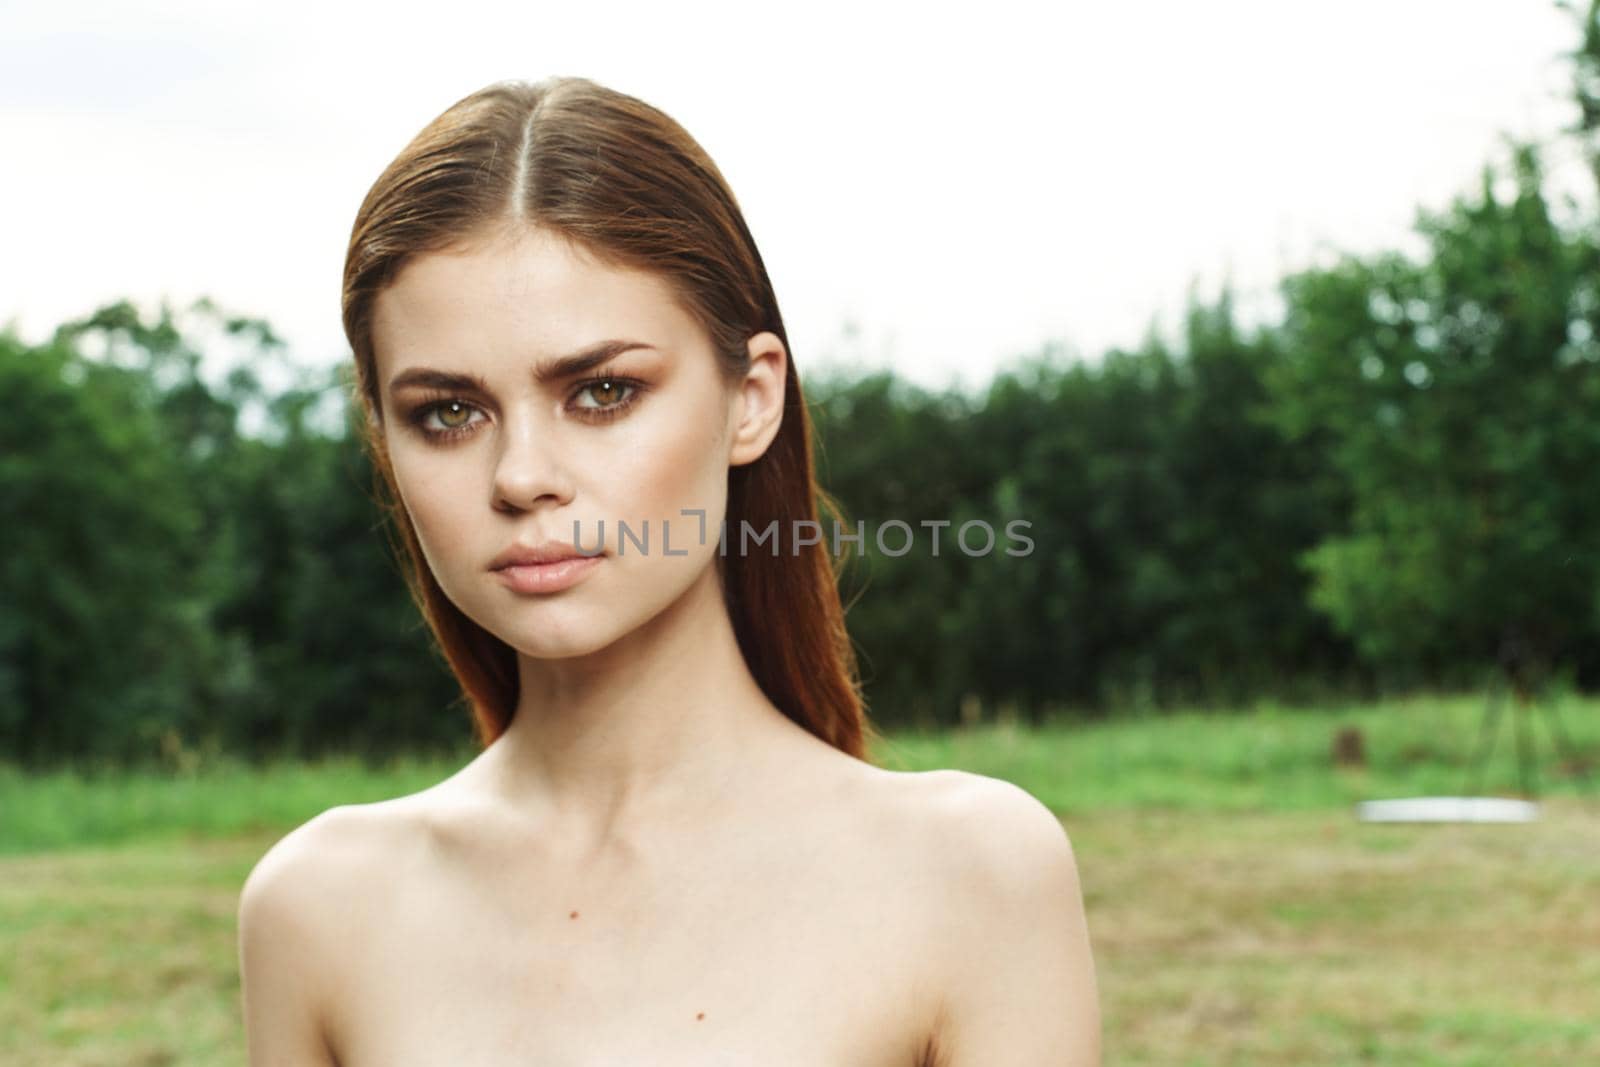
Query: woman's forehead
371 232 696 373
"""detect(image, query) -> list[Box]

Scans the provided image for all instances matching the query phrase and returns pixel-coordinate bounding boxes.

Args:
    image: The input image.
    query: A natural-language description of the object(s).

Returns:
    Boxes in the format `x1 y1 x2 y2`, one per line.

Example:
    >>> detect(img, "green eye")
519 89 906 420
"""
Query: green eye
437 402 473 427
408 397 484 441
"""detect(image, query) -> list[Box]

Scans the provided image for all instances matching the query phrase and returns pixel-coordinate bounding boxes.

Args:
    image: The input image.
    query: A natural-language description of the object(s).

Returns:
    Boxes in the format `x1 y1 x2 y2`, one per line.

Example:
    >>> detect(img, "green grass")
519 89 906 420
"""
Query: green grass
0 749 457 856
5 690 1596 855
873 689 1600 813
1 689 1598 1065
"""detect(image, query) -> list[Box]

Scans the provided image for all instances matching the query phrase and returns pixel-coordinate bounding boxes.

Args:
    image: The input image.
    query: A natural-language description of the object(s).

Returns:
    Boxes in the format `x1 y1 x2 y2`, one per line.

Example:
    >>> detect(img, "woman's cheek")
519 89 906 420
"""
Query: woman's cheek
394 458 470 577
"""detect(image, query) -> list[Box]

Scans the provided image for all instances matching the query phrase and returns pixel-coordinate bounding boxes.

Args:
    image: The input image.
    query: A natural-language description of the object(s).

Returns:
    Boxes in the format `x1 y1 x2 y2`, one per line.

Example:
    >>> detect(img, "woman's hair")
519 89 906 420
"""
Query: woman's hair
341 76 878 760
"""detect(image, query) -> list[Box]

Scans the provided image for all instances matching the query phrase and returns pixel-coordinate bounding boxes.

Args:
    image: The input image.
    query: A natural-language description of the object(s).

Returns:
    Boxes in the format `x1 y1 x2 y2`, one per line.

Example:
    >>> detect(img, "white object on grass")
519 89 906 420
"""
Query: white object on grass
1355 796 1541 823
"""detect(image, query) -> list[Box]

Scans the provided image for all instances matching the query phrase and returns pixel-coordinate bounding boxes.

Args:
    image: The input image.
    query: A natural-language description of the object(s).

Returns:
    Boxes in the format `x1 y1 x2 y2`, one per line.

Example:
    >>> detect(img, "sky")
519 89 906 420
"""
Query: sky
1 0 1593 398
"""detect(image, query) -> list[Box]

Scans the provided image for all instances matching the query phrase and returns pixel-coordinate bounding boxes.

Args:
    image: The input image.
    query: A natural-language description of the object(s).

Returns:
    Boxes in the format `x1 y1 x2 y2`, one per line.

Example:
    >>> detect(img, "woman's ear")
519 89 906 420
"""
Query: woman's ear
728 331 787 467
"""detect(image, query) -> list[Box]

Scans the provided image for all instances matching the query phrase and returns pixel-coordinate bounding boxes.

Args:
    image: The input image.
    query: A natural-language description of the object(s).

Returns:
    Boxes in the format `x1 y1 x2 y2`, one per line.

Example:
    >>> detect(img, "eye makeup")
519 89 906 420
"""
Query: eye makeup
402 372 649 443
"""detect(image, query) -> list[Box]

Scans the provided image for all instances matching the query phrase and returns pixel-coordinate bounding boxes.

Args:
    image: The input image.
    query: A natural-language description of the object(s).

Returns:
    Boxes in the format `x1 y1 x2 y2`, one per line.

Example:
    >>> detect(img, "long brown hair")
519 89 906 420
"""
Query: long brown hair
341 76 879 760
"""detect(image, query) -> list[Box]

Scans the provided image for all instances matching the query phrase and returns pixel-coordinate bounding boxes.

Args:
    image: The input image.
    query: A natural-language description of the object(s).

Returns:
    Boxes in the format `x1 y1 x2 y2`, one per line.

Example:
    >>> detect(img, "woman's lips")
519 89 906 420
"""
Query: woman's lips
492 555 603 594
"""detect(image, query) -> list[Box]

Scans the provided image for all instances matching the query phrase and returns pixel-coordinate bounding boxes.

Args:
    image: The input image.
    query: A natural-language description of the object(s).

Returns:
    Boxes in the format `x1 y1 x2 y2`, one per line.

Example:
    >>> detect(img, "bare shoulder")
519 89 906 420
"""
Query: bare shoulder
241 798 412 899
844 766 1088 948
237 803 404 1065
241 794 435 934
238 802 403 969
872 768 1101 1067
871 768 1081 890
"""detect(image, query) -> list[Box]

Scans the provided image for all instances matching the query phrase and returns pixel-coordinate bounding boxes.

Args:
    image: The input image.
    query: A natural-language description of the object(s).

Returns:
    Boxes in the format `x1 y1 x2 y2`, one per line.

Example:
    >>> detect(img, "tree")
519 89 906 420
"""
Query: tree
0 310 217 765
1265 143 1600 695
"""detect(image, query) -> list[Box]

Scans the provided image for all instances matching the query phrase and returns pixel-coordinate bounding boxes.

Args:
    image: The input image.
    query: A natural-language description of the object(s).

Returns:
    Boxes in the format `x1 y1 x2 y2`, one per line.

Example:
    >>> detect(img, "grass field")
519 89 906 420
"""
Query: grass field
2 691 1597 1065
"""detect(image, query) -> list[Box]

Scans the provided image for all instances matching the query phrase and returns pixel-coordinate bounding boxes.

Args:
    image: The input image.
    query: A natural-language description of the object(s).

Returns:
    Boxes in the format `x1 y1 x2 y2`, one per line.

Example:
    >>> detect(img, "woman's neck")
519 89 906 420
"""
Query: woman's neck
475 563 805 851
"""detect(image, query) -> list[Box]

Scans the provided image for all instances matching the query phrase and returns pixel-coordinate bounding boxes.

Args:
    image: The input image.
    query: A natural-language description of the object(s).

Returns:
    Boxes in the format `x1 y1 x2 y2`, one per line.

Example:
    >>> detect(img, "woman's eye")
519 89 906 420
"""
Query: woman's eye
435 403 476 428
573 379 636 410
409 399 484 440
408 377 643 442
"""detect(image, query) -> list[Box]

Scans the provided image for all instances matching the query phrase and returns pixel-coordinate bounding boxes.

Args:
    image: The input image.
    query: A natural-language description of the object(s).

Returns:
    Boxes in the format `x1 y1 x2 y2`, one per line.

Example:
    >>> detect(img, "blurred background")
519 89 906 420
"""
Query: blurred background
2 1 1598 1064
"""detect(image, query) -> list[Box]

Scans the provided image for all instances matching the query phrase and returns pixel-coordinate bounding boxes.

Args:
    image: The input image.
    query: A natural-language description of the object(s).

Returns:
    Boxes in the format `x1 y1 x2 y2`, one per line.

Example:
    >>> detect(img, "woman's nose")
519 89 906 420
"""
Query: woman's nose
490 408 574 513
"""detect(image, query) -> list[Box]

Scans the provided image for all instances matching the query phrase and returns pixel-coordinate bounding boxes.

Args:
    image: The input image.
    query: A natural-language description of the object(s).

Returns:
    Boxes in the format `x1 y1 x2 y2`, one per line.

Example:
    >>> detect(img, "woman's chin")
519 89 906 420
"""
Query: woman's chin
491 619 625 661
490 597 656 659
513 637 618 662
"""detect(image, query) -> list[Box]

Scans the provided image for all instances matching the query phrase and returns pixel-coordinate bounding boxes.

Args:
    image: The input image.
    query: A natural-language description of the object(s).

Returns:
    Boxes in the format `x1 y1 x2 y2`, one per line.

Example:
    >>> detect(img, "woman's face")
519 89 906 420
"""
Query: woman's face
369 225 784 659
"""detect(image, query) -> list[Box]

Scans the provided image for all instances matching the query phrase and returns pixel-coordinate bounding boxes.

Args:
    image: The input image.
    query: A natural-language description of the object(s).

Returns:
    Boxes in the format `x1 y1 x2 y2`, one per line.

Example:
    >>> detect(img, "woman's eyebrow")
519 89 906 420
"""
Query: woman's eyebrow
387 339 659 396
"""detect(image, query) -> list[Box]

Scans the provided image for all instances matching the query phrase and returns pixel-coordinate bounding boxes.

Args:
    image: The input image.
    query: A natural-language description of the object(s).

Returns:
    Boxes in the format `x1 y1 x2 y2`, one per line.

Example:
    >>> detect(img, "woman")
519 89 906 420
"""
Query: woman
238 76 1101 1066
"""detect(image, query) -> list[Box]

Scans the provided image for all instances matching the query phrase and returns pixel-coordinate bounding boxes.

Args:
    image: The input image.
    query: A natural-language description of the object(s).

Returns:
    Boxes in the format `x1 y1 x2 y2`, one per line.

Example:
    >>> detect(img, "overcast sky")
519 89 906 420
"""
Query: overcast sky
2 1 1592 396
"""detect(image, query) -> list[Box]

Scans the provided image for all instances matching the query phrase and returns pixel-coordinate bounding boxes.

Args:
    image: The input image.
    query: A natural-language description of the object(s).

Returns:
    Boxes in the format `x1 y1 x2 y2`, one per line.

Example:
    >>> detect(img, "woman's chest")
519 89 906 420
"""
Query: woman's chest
325 834 939 1067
